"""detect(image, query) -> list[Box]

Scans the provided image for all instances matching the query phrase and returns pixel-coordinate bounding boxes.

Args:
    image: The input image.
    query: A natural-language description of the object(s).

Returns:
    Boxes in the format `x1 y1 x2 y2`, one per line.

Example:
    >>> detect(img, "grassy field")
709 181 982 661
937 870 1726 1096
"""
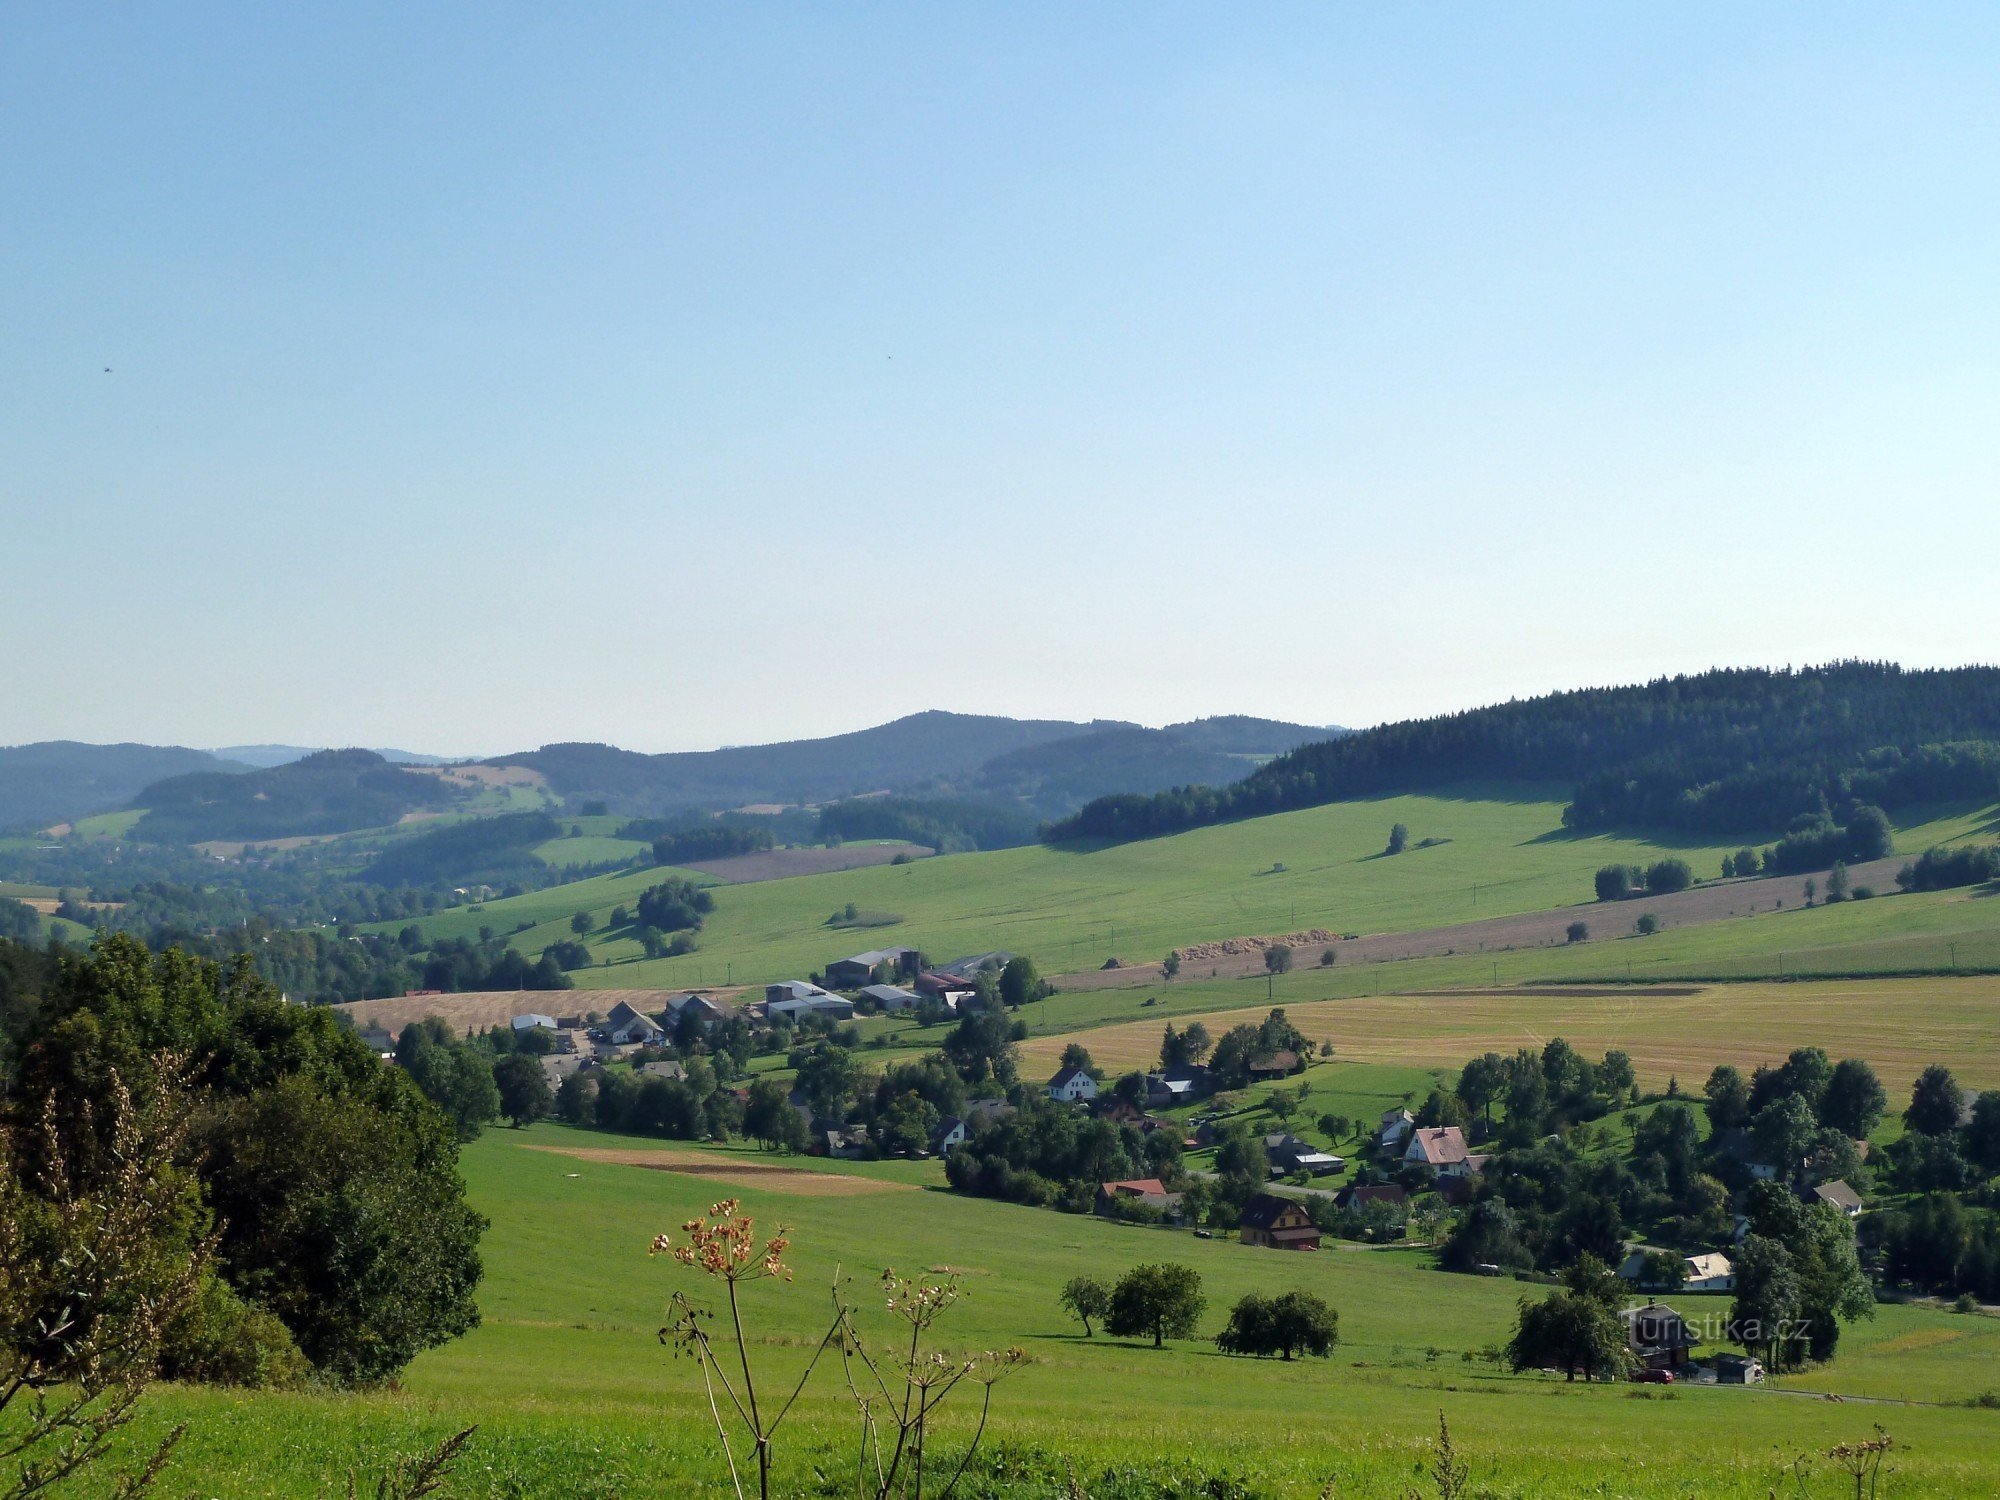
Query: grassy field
368 789 2000 992
1014 974 2000 1096
119 1124 2000 1497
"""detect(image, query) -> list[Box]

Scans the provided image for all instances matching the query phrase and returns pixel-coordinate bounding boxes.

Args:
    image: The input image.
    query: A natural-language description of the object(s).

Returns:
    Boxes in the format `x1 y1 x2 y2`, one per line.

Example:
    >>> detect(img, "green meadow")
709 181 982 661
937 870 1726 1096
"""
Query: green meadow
374 789 1997 992
122 1125 2000 1497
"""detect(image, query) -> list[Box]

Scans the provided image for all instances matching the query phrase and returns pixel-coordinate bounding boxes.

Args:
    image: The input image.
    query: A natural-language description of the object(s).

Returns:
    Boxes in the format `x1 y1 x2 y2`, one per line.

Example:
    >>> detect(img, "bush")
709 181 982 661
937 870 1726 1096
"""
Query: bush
1634 914 1659 936
1566 922 1589 944
1594 865 1640 902
165 1278 311 1389
1644 859 1693 895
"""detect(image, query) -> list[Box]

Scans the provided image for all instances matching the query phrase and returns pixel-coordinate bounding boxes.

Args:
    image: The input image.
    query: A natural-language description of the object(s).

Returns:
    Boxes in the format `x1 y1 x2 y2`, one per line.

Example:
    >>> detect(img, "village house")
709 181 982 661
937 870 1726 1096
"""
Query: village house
663 993 732 1028
815 1124 871 1160
1238 1192 1321 1251
931 1116 968 1154
1403 1125 1477 1177
602 1000 667 1046
965 1098 1017 1129
357 1024 396 1056
1094 1177 1183 1220
636 1060 688 1082
1377 1107 1415 1156
1247 1049 1303 1082
1145 1068 1208 1109
1621 1300 1699 1373
1809 1179 1864 1218
510 1012 558 1034
1265 1133 1344 1177
1619 1248 1735 1293
538 1053 587 1090
1047 1065 1100 1104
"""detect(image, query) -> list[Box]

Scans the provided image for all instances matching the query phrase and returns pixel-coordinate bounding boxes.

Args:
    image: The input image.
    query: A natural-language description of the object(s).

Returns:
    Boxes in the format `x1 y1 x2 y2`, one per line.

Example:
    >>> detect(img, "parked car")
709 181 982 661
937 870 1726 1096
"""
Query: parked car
1629 1368 1675 1385
1192 1229 1214 1239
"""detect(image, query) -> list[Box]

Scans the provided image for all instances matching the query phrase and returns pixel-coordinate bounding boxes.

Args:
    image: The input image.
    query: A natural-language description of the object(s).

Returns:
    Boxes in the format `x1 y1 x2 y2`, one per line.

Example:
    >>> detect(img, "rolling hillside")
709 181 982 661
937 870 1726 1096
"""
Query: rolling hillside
379 786 1997 990
491 710 1329 819
0 740 249 832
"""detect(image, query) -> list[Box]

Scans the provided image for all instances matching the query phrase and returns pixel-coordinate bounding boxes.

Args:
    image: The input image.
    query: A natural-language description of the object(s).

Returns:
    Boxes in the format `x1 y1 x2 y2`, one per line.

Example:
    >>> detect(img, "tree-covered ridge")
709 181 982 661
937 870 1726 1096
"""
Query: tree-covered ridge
131 748 461 843
1049 663 2000 843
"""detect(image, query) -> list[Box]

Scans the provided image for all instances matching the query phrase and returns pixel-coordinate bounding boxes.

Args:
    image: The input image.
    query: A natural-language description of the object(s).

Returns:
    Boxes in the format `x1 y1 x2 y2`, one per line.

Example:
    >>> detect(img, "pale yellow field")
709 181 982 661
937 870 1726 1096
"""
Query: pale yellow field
1021 975 2000 1093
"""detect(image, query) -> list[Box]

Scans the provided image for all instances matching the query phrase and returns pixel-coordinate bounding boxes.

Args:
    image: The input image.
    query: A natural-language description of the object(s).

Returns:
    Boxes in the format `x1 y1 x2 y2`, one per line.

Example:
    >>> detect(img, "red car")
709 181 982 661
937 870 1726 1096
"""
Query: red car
1629 1368 1675 1385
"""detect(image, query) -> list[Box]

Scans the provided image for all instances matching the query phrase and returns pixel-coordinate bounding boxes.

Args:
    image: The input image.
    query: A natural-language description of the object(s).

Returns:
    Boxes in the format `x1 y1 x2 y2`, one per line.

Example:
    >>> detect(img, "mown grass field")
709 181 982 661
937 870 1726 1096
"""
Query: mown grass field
1014 974 2000 1096
371 790 2000 993
122 1125 2000 1497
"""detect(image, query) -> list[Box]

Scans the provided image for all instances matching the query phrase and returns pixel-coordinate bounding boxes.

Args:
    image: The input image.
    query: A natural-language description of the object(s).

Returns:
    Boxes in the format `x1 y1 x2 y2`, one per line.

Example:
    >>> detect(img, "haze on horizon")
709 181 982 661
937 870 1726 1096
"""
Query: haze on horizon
5 5 1998 757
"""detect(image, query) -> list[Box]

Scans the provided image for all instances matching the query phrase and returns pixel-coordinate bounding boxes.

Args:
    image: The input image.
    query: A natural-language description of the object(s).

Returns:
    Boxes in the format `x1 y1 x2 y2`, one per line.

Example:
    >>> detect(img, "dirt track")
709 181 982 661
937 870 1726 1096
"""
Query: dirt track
1051 857 1912 992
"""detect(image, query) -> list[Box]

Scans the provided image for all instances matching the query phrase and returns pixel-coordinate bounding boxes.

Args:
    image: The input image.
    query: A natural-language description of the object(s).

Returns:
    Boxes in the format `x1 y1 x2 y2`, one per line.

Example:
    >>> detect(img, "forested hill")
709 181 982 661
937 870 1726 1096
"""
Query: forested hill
494 711 1328 816
1047 663 2000 843
0 741 248 832
130 749 462 843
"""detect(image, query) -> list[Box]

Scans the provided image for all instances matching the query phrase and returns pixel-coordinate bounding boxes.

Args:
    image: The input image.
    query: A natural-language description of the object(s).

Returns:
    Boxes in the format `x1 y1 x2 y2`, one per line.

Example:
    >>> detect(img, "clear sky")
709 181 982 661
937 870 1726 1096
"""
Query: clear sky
4 6 1997 755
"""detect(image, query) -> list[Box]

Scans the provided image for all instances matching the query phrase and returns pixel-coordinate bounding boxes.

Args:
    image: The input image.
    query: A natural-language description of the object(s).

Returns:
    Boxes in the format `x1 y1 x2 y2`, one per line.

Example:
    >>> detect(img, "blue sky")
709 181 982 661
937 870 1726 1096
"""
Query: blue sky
4 5 1997 754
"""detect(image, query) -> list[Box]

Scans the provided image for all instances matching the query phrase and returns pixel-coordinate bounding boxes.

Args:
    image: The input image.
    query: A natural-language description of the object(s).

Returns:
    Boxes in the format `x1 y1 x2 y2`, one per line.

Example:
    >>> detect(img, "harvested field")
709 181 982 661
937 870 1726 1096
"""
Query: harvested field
1052 856 1913 992
333 986 748 1037
682 842 931 884
519 1143 911 1196
1019 974 2000 1093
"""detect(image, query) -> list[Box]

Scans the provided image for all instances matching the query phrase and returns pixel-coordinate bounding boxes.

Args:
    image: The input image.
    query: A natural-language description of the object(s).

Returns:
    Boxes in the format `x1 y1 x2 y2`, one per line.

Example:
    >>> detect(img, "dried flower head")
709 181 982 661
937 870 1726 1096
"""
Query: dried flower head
651 1200 791 1284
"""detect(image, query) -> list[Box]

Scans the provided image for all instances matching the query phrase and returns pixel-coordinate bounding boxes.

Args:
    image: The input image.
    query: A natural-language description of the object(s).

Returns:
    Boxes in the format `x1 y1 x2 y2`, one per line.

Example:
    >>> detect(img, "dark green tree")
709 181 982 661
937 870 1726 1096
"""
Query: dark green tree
1105 1262 1205 1349
1216 1290 1339 1360
1906 1064 1965 1137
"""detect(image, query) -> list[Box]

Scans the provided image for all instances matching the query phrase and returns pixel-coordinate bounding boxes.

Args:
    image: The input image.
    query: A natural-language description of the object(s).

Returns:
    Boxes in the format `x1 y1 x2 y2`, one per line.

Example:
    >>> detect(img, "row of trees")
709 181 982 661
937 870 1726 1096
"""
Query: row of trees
1058 1265 1337 1359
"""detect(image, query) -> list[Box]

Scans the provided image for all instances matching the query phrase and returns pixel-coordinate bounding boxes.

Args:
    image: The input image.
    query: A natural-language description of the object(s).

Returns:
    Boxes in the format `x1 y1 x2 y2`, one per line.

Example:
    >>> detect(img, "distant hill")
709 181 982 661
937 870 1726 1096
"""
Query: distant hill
130 749 463 844
494 711 1112 814
0 741 249 832
1049 663 2000 844
957 717 1333 818
494 711 1331 822
212 744 458 768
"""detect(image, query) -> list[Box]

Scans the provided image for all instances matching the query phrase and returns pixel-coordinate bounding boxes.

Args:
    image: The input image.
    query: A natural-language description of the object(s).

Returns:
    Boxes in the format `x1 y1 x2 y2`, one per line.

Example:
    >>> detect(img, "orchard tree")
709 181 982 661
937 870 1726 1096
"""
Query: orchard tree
1264 943 1293 976
1105 1263 1205 1349
1216 1290 1338 1360
1058 1276 1111 1338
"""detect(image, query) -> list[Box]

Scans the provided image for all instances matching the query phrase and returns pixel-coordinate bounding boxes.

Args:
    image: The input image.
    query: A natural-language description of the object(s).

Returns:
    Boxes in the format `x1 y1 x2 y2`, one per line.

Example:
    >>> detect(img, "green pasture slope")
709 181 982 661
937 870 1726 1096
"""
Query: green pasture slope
392 788 1992 994
371 787 1960 984
128 1125 2000 1497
